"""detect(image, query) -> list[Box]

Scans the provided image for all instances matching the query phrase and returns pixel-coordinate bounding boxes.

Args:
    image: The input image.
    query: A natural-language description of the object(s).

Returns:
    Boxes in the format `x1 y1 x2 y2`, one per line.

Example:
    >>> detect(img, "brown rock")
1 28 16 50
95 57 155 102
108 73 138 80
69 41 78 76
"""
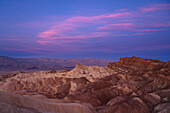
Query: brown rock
0 91 95 113
0 56 169 113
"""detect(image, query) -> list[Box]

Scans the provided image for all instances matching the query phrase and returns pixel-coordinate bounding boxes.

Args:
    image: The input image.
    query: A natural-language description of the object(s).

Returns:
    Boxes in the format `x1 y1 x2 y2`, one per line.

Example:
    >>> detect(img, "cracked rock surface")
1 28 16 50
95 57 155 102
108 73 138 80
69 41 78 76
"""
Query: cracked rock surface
0 56 169 113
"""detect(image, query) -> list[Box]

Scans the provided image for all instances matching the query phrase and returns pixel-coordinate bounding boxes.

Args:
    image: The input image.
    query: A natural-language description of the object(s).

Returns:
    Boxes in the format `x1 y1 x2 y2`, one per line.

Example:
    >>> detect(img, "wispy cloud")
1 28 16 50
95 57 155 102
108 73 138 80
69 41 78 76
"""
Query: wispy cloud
66 12 131 23
37 11 133 40
133 29 167 32
36 41 53 45
98 23 134 31
150 22 170 27
0 39 21 41
36 3 170 46
141 3 170 12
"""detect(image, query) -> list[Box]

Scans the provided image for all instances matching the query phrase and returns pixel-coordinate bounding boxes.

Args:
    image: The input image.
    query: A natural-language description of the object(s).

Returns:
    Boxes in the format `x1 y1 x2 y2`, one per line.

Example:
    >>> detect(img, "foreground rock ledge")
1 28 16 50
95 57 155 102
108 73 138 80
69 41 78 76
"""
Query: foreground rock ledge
0 91 95 113
0 56 169 113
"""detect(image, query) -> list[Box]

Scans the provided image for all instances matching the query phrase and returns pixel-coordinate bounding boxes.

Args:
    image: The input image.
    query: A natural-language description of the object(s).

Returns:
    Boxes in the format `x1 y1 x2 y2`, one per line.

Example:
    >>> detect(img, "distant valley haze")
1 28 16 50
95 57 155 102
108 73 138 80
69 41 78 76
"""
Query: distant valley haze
0 56 112 72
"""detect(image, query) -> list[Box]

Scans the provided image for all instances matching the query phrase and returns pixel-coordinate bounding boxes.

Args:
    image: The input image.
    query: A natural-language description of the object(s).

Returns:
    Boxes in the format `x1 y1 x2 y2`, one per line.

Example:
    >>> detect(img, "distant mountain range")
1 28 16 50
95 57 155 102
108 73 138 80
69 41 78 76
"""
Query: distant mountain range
0 56 112 71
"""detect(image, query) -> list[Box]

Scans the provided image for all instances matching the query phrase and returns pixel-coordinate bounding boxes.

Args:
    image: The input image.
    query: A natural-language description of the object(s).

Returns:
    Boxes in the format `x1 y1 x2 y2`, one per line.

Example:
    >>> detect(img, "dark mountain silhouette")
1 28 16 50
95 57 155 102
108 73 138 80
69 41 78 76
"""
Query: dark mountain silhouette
0 56 112 71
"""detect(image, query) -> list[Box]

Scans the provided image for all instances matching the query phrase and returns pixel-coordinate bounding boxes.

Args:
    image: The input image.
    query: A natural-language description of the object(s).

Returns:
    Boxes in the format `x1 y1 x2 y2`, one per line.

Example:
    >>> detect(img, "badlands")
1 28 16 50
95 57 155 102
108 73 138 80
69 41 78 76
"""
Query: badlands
0 56 170 113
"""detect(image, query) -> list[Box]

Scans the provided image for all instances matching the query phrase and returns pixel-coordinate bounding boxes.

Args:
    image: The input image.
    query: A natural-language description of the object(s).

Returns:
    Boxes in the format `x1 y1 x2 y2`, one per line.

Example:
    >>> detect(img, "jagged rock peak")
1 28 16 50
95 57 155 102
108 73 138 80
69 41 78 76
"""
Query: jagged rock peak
67 63 116 82
119 56 164 64
108 56 169 72
75 62 86 69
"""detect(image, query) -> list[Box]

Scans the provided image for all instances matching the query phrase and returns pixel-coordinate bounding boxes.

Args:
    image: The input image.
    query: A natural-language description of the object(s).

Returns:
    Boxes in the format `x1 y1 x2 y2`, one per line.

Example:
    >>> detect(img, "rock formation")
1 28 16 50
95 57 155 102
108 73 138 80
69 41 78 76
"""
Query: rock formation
0 91 95 113
0 56 169 113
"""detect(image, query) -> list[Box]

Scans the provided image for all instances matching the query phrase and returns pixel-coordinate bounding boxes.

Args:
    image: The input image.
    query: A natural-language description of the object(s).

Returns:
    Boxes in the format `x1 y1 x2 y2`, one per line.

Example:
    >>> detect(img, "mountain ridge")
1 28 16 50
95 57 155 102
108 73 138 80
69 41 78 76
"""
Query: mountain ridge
0 56 169 113
0 56 112 71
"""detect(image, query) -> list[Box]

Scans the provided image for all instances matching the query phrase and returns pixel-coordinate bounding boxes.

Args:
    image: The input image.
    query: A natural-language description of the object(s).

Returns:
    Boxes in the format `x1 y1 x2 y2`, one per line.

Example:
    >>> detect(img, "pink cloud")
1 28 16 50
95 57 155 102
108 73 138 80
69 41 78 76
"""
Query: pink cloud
38 30 57 38
0 38 21 41
134 29 167 32
37 4 170 41
98 22 169 33
38 32 110 40
38 22 82 39
98 23 134 31
131 33 146 36
129 22 170 28
115 9 129 12
36 41 53 45
151 22 170 27
141 7 159 12
52 36 87 39
141 3 170 12
37 40 67 45
88 32 111 38
116 33 146 36
103 23 134 27
37 16 111 39
66 12 131 22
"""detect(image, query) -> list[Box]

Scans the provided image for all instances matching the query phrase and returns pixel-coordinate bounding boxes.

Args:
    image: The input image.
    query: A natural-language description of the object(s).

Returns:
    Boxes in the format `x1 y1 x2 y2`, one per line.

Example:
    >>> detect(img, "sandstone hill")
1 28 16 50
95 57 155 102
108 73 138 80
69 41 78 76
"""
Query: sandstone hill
0 56 169 113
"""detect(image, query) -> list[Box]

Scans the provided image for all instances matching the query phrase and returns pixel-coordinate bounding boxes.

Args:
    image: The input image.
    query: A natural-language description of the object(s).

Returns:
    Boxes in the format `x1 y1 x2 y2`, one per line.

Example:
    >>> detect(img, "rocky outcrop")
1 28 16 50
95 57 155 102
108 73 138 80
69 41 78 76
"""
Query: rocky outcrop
0 56 169 113
0 63 115 95
66 63 116 82
0 73 17 81
0 91 95 113
108 56 170 76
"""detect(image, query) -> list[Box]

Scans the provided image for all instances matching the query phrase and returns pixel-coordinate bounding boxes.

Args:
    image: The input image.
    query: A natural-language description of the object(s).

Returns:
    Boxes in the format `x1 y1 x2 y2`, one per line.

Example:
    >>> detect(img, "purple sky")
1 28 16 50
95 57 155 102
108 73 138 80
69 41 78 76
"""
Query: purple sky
0 0 170 61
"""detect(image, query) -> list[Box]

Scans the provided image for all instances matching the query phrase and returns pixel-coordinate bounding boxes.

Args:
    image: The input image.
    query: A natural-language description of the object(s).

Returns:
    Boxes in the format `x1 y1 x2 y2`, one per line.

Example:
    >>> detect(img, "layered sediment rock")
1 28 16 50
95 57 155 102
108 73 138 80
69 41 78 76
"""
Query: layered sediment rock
0 56 169 113
0 91 94 113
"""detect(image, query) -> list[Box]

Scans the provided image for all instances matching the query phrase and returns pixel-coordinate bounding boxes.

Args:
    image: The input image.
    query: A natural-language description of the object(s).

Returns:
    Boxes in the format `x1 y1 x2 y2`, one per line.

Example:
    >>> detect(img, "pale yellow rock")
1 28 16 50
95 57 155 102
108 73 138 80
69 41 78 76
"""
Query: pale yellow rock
67 63 116 82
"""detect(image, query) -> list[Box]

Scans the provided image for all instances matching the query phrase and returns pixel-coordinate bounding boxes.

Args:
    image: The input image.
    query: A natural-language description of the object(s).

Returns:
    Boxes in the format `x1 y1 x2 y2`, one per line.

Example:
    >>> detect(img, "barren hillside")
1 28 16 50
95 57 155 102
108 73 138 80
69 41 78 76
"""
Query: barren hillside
0 56 169 113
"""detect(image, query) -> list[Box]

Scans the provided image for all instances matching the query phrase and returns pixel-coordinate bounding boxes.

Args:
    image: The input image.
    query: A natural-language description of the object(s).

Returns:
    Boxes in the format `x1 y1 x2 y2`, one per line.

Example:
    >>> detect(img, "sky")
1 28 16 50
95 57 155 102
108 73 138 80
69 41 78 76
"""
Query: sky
0 0 170 61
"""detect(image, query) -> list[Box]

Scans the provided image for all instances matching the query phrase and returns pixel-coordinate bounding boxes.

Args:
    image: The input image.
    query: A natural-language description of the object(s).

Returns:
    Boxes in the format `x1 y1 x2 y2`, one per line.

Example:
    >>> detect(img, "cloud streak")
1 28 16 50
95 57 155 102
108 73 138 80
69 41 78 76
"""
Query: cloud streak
37 3 170 46
66 12 131 23
141 3 170 12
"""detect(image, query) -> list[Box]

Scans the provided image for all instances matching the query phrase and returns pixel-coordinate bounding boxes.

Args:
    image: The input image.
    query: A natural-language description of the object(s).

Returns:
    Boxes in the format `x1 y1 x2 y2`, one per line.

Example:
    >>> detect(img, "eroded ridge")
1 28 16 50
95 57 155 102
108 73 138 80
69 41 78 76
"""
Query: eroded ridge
0 56 169 113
